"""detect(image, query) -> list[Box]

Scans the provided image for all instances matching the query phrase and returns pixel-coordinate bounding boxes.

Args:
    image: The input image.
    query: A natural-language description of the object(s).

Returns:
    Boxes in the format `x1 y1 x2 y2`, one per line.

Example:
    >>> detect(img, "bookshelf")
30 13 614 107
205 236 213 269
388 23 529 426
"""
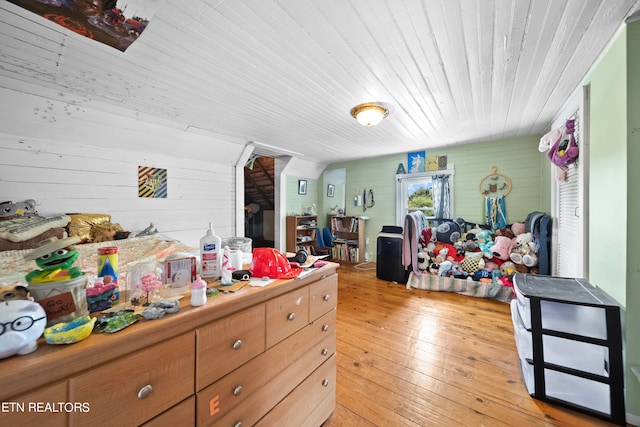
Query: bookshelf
330 215 366 263
286 215 318 254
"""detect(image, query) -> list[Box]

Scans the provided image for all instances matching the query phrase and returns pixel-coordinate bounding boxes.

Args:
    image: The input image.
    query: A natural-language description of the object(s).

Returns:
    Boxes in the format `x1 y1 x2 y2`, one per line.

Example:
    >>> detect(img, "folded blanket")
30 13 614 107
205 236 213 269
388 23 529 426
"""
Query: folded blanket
402 211 428 274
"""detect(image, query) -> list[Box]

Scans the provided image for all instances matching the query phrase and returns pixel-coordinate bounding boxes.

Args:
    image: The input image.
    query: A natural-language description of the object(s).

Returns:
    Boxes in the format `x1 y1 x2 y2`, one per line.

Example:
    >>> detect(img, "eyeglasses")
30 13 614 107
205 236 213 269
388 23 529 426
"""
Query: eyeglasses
0 316 46 336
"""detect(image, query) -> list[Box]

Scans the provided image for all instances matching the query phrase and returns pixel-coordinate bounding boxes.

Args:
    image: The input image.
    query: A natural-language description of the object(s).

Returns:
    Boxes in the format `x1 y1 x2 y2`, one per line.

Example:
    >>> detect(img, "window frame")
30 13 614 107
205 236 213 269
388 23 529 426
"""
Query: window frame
396 168 455 227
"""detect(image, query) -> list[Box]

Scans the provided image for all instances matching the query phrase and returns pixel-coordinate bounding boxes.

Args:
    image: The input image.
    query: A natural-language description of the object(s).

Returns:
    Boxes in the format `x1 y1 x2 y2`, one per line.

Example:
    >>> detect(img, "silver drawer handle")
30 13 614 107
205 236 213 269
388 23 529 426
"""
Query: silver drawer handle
323 294 330 302
322 324 329 332
233 339 243 350
233 422 242 427
287 313 295 321
320 274 327 280
322 348 328 356
233 385 243 396
137 384 153 399
322 379 329 387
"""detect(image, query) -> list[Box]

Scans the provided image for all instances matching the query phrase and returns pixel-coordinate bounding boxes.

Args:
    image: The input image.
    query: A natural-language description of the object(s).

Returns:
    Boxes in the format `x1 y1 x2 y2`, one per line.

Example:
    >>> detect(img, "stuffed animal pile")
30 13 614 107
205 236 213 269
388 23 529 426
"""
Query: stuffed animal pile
415 218 542 289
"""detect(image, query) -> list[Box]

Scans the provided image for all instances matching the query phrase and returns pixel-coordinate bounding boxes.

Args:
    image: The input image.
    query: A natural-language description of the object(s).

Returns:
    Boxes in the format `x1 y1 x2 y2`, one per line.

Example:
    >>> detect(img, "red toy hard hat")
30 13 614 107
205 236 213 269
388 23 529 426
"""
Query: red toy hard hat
251 248 301 279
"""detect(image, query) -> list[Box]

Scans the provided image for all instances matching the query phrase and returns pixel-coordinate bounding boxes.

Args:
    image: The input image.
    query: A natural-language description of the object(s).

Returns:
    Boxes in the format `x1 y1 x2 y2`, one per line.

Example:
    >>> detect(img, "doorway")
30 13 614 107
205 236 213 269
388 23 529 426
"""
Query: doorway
244 155 275 248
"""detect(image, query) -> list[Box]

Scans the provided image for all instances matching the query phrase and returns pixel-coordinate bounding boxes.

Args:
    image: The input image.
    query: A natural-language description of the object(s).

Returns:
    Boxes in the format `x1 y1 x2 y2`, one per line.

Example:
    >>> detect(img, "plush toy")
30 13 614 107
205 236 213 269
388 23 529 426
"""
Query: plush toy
498 261 517 287
439 260 452 277
0 299 47 359
449 263 468 279
461 252 485 274
510 232 536 264
475 229 494 259
90 221 130 243
419 227 436 257
490 236 515 261
511 222 525 236
428 262 440 275
417 251 430 272
24 236 84 284
0 199 37 221
522 249 538 268
435 221 461 244
494 227 514 239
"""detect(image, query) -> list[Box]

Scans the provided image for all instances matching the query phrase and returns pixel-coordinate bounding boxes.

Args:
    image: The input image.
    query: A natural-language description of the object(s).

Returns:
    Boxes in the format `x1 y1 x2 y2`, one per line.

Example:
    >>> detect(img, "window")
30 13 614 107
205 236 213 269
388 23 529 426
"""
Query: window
396 170 454 226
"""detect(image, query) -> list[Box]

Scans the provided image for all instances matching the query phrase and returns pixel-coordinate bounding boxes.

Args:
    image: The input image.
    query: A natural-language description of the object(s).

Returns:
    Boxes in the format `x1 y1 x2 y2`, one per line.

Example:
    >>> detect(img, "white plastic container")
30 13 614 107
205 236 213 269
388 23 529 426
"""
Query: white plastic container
200 223 222 279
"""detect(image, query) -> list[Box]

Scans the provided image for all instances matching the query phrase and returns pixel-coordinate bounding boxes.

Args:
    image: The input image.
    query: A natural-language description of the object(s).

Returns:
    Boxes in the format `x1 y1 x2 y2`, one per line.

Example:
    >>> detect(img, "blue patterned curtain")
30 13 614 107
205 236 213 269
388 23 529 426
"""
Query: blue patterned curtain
432 174 450 218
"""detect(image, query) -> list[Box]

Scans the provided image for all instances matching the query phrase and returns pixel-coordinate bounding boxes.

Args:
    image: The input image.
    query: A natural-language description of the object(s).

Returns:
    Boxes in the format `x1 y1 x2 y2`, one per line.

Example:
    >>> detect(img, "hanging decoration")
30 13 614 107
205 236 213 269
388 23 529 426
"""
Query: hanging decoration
539 118 579 182
478 166 512 230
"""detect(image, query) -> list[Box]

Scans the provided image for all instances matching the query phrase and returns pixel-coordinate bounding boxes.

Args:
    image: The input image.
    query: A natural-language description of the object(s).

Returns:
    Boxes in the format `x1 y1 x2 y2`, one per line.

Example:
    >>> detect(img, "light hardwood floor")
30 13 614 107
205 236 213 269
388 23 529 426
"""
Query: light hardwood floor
322 262 622 427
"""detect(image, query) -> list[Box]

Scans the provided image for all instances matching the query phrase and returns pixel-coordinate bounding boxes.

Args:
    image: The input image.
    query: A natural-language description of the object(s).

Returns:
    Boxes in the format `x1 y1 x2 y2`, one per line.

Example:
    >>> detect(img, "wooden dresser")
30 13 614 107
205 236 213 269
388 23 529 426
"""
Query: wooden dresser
0 264 338 427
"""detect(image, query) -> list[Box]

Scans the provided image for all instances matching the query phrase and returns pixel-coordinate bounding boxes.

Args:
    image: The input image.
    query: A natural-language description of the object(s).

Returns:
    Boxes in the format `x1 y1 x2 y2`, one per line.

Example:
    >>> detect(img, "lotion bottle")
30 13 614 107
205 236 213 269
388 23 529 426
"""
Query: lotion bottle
200 223 221 279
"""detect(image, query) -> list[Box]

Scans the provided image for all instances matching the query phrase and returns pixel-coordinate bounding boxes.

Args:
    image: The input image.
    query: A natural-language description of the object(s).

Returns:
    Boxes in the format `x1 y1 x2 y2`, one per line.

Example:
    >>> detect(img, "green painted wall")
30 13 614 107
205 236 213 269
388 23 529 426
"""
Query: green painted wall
585 31 628 305
327 134 545 258
626 21 640 419
581 22 640 420
285 176 319 216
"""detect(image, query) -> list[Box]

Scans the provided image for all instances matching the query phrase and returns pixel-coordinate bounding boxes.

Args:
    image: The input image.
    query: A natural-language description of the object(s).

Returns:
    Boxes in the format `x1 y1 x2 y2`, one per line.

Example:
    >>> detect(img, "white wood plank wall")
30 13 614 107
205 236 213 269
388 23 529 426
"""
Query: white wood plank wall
0 85 244 249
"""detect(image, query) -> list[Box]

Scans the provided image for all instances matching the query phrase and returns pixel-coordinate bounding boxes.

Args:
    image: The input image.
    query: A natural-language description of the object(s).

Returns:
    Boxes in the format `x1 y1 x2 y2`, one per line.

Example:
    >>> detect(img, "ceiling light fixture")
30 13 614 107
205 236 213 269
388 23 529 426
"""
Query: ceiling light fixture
350 102 389 126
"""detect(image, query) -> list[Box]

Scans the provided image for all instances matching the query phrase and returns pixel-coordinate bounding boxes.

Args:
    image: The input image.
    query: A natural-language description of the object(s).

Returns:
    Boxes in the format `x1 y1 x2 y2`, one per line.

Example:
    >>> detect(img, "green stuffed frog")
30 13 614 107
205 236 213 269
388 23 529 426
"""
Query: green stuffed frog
24 237 84 284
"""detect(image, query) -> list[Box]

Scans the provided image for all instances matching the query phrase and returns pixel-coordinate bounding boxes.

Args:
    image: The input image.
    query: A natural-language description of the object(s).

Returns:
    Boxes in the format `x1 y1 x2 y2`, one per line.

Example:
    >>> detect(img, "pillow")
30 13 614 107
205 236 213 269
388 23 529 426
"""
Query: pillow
0 214 70 243
66 213 112 242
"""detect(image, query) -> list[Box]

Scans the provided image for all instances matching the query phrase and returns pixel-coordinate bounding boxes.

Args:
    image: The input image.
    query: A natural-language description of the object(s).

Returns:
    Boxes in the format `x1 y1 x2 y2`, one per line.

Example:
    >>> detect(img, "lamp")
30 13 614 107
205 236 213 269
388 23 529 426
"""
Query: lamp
350 102 389 126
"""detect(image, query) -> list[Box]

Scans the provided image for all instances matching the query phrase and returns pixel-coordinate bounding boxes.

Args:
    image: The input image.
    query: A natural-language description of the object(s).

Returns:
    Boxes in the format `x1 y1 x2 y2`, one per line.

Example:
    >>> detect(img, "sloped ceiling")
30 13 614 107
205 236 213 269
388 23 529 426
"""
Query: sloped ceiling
1 0 639 165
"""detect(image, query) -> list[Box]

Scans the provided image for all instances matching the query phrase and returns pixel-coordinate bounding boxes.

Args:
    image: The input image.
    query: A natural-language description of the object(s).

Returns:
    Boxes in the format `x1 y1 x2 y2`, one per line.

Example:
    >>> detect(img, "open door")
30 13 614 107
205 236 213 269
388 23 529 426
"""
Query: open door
244 155 275 248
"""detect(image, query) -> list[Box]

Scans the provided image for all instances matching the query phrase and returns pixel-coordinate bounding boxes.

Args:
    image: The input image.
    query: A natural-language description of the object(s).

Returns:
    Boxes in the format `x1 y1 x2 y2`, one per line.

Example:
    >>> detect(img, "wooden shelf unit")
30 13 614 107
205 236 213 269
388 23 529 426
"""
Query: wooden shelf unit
330 215 366 263
286 215 318 254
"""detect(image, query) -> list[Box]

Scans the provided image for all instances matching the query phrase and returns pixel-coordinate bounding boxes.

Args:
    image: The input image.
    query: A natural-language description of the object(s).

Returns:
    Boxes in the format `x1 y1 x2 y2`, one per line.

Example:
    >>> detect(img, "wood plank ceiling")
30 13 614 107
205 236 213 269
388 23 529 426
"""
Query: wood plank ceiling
1 0 639 164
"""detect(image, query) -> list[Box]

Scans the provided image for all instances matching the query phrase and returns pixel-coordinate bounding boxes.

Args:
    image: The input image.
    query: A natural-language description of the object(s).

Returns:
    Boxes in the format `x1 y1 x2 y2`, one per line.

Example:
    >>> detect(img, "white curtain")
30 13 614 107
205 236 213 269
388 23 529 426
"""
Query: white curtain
432 174 450 219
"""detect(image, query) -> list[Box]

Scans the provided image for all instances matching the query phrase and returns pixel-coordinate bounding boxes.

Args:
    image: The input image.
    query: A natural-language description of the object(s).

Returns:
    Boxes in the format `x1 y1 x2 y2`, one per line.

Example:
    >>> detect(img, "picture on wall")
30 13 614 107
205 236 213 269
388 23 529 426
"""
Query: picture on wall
298 180 307 195
408 151 426 173
138 166 167 198
7 0 158 52
327 184 335 197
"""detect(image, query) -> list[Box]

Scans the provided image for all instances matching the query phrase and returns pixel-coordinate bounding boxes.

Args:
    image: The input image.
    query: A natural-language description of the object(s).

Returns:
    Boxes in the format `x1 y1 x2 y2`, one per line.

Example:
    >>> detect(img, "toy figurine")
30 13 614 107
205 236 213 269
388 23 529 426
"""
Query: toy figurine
0 299 47 359
23 236 84 284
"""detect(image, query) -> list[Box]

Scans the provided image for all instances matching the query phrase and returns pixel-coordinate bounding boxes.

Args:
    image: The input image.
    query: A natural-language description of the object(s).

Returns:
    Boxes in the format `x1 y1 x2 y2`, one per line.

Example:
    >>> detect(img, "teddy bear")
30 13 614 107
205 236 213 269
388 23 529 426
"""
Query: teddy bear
490 235 515 260
510 232 536 264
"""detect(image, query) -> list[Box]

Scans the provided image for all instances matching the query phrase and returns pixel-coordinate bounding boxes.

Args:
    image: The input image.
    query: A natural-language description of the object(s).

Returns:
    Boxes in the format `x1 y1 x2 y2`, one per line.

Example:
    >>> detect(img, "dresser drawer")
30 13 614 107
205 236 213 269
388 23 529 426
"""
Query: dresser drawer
198 310 336 427
309 273 338 321
69 333 195 426
196 303 266 390
266 286 310 348
255 354 337 427
142 396 195 427
2 380 68 427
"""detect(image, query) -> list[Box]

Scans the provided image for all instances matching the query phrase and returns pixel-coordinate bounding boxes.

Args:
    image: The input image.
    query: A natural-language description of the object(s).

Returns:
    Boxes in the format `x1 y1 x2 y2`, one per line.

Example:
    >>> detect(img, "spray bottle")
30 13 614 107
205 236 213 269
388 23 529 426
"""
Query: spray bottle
200 223 222 279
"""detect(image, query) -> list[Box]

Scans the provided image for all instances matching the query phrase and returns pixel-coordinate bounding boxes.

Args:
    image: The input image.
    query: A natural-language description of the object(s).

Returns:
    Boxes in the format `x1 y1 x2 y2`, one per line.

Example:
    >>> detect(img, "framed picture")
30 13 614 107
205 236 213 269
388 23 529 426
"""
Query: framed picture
408 151 426 173
327 184 335 197
298 179 307 195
